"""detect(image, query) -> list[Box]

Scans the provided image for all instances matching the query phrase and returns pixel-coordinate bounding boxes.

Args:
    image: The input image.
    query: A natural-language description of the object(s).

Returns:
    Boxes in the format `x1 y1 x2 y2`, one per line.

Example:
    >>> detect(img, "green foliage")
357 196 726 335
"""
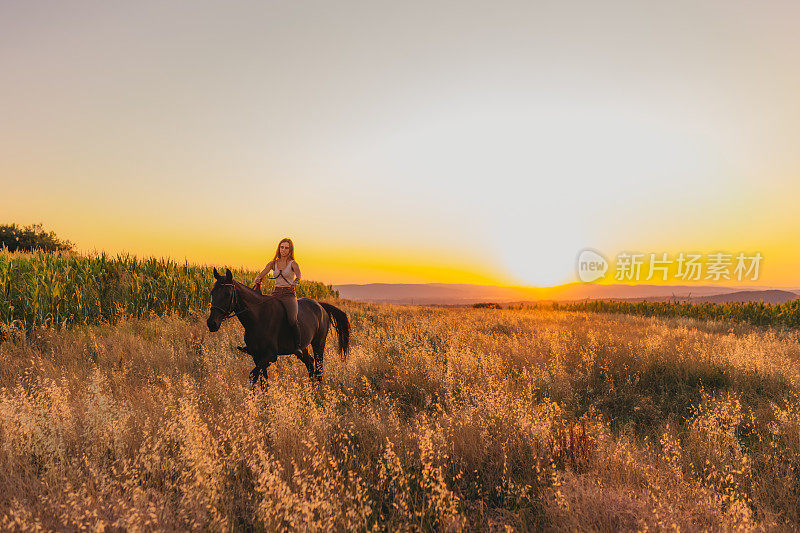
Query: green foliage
0 223 73 253
0 249 339 332
473 302 502 309
558 298 800 328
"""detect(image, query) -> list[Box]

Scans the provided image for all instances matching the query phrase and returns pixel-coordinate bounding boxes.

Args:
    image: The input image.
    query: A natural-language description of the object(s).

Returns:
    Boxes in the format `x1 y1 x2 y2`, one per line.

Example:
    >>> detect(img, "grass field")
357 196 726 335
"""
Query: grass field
2 299 799 531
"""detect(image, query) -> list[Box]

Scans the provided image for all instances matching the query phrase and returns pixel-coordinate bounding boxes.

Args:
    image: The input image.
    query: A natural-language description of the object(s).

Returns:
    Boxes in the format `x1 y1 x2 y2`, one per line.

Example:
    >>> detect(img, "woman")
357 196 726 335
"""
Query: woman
254 238 304 356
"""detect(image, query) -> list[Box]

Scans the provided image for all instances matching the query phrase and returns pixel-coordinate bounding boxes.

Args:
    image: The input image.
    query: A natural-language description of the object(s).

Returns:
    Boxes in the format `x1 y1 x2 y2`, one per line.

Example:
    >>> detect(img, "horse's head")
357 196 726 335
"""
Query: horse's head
207 267 234 332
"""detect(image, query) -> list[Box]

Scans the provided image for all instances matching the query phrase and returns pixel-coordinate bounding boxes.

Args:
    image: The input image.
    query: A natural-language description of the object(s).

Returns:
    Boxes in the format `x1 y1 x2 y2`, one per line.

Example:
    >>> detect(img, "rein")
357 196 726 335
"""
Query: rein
210 282 249 322
259 260 295 286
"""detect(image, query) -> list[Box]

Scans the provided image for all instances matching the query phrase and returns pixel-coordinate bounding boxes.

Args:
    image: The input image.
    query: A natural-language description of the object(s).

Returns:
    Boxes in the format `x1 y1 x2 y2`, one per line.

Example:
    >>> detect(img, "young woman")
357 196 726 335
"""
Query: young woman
254 238 304 355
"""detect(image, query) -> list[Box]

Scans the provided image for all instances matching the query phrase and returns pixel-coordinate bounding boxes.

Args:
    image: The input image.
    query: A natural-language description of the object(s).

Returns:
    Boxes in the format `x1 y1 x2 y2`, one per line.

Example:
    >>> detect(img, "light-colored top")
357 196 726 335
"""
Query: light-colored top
273 259 297 287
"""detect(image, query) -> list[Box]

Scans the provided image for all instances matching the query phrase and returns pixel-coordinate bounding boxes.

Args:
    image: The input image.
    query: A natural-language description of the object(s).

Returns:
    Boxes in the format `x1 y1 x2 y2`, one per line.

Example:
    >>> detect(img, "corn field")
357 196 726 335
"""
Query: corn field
557 299 800 328
0 249 338 333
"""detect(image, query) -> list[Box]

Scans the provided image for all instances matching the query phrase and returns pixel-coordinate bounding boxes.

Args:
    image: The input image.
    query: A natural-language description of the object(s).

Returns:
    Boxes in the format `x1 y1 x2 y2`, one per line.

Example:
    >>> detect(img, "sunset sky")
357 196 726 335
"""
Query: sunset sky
2 1 799 286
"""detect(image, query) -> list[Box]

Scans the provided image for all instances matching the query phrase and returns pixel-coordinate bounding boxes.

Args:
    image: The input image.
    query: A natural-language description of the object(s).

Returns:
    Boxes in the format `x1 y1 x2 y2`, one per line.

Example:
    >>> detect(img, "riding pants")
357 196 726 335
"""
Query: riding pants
271 285 301 349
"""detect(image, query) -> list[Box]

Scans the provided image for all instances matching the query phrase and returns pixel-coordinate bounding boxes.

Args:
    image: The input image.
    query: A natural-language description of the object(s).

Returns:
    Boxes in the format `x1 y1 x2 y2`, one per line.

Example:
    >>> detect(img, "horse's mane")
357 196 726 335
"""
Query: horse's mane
233 279 273 302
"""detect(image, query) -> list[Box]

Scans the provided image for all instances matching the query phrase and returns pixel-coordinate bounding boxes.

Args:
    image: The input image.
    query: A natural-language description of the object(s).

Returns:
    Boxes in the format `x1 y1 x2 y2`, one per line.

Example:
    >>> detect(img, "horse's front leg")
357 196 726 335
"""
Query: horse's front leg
249 345 277 390
249 365 271 390
249 366 261 387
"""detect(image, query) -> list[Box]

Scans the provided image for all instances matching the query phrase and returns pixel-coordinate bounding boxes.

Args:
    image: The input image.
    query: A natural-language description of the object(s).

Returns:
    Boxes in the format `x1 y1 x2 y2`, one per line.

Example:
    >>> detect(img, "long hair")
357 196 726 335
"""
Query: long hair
271 237 295 263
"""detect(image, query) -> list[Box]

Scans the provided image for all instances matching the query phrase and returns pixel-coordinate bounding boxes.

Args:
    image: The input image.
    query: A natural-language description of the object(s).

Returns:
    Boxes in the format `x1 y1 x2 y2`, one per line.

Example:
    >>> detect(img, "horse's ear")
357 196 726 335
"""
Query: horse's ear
225 268 233 282
213 267 221 280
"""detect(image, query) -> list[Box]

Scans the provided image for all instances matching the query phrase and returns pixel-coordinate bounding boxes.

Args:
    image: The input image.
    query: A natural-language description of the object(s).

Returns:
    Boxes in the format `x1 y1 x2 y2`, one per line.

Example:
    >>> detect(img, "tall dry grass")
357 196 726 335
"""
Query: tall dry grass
1 302 799 531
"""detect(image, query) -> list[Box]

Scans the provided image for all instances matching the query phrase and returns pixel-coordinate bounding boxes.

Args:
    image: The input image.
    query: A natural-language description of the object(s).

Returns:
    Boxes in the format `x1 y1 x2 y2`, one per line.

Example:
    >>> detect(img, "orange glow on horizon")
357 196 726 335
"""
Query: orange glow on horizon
3 3 800 289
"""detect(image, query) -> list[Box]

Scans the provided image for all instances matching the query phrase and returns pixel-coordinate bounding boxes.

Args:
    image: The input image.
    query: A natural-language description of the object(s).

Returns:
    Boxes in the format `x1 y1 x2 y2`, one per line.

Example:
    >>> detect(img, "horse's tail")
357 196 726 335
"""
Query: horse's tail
319 302 350 360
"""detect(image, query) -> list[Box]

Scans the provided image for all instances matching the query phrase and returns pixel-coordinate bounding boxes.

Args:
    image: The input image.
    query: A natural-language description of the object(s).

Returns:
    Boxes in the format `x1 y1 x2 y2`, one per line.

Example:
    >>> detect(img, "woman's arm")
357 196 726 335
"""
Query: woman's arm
291 261 302 285
254 260 275 284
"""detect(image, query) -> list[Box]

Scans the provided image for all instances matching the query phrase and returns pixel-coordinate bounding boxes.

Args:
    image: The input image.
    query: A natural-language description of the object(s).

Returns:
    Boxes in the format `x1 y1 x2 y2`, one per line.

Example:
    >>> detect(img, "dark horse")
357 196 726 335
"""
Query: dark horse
206 268 350 386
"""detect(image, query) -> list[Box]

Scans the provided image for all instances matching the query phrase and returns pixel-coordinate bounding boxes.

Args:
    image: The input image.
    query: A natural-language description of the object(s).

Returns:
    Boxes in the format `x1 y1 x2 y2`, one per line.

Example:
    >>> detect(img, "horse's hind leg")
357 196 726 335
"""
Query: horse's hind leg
296 348 316 380
311 338 326 381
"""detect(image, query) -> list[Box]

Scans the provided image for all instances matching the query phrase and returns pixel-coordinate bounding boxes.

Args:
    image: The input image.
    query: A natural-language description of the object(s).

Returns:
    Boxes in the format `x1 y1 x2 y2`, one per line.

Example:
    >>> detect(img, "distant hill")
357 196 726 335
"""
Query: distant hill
334 283 532 304
690 290 799 304
333 282 790 305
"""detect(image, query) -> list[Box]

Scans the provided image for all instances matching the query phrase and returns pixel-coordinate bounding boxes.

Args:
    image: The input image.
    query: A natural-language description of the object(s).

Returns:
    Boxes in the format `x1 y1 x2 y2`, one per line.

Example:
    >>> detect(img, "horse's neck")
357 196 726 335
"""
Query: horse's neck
235 282 267 305
232 282 277 329
232 283 256 328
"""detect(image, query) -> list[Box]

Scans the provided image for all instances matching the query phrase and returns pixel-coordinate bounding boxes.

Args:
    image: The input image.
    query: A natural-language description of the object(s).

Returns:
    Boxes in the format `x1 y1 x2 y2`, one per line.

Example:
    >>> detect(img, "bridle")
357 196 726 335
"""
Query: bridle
210 282 248 322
